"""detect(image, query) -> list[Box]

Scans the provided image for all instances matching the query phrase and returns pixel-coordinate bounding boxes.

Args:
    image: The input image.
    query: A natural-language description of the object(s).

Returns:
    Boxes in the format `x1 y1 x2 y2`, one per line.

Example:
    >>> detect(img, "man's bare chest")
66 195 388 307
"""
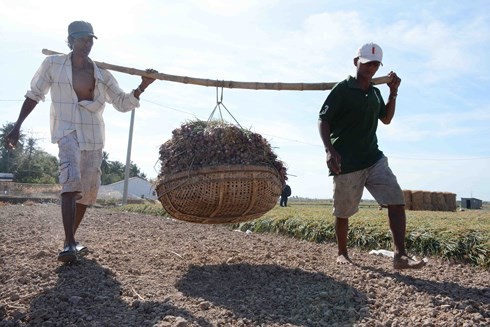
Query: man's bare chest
72 66 95 101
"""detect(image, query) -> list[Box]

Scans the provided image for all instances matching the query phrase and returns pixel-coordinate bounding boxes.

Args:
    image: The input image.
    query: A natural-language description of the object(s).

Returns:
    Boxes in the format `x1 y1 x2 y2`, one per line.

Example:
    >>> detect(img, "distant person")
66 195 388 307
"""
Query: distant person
280 184 292 207
5 21 157 263
318 42 425 270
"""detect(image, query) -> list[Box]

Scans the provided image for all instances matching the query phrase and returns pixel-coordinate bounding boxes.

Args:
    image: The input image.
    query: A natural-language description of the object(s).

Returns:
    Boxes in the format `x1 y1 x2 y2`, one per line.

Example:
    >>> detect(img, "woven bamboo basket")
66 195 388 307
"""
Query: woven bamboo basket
156 165 283 224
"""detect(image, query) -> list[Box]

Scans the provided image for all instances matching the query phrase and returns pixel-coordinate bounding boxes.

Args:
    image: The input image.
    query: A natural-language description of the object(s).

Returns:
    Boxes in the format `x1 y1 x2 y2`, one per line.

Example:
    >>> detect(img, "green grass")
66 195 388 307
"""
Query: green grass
115 202 490 268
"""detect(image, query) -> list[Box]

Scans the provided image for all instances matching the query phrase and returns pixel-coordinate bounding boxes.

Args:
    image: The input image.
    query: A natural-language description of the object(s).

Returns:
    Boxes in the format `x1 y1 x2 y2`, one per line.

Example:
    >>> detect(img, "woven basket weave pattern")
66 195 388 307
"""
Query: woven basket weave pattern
156 165 283 224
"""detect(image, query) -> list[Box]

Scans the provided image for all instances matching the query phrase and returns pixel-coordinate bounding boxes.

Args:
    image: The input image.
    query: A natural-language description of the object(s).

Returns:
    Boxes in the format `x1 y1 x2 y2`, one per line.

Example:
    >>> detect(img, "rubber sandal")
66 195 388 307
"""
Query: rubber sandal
64 241 89 256
57 244 78 263
76 242 89 256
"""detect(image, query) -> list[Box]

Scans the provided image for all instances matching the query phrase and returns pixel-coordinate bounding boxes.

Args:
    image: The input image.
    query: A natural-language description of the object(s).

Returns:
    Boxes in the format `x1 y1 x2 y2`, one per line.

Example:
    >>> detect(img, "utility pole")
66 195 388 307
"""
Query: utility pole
122 109 135 205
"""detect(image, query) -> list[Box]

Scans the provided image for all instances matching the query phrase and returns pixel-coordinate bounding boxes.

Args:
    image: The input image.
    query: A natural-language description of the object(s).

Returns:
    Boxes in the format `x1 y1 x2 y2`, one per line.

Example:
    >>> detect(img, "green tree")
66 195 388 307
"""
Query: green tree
25 137 36 161
100 154 148 185
2 122 148 185
101 151 110 176
1 121 58 183
16 150 58 184
0 122 25 173
130 162 146 179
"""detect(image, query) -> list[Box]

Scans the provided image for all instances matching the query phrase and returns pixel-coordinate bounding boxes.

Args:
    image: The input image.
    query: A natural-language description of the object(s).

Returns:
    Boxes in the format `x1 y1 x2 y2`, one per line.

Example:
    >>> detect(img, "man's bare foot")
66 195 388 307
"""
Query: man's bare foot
336 254 352 265
393 255 426 270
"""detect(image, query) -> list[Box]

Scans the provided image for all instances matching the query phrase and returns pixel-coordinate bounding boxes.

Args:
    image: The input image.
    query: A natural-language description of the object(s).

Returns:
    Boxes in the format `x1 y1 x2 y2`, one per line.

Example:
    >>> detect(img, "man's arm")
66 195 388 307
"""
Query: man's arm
318 119 341 175
5 97 38 149
380 71 401 125
133 68 158 100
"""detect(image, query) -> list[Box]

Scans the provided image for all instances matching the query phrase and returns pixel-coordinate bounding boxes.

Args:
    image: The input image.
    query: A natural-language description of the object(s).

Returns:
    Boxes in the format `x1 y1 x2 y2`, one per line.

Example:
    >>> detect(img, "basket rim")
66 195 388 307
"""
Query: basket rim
157 164 281 183
155 164 284 224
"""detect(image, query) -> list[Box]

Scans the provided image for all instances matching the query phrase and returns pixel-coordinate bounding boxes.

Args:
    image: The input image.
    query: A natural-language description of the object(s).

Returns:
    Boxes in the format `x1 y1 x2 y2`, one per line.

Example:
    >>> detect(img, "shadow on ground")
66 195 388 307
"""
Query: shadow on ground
22 259 212 327
360 264 489 313
176 263 367 326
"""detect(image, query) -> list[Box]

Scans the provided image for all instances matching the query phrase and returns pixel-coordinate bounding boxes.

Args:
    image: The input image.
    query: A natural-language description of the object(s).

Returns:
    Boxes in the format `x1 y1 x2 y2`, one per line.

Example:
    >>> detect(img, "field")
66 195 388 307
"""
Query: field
1 202 489 326
121 200 490 268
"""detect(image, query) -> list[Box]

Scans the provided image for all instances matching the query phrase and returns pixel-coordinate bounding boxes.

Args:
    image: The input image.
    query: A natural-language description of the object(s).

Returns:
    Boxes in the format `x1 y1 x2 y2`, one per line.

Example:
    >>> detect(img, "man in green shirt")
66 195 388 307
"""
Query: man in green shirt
318 43 425 269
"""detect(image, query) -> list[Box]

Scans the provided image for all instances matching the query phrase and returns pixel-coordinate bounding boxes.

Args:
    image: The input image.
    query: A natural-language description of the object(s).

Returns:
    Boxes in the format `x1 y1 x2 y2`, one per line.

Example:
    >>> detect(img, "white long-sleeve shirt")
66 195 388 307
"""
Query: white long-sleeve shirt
26 53 140 150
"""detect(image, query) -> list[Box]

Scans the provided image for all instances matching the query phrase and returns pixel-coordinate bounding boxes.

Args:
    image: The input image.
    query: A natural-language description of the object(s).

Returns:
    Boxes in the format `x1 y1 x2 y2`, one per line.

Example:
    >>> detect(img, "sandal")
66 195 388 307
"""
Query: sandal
63 241 89 256
76 242 89 256
57 244 78 263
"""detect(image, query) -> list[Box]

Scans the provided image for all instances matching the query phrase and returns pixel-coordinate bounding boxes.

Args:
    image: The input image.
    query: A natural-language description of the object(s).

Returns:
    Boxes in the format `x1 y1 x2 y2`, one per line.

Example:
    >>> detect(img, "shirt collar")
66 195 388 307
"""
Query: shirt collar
68 52 103 81
346 75 374 91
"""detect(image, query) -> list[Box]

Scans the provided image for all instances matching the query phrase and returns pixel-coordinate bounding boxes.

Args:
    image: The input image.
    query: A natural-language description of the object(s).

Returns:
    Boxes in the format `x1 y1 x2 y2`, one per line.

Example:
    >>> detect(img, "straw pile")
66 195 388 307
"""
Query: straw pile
422 191 433 211
402 190 412 210
411 190 425 211
443 192 457 211
404 190 457 212
431 192 446 211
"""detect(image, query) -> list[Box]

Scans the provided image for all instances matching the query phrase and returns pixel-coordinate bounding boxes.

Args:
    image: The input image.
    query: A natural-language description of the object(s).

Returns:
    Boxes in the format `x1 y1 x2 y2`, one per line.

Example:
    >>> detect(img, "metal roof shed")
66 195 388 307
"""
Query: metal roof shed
461 197 482 209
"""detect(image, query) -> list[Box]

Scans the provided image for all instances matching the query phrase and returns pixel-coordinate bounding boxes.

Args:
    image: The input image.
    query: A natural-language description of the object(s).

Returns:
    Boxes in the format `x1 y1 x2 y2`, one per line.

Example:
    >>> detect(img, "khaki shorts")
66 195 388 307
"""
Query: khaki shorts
58 132 102 206
332 156 404 218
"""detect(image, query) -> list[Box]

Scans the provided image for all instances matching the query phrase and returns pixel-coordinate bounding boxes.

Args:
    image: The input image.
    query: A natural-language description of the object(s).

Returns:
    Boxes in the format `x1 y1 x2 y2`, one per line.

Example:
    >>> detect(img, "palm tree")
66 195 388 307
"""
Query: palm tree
129 162 147 179
101 151 110 175
110 161 125 177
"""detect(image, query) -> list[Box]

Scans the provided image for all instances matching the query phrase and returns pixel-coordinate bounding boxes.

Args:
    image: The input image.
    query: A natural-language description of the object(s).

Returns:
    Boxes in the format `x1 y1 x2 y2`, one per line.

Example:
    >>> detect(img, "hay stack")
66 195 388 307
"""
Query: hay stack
443 192 457 212
402 190 412 210
422 191 433 210
404 189 457 212
431 192 447 211
411 190 424 211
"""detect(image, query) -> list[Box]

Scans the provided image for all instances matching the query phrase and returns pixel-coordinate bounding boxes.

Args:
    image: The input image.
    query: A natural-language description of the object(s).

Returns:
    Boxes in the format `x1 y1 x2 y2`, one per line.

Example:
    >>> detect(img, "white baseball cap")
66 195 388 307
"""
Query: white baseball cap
356 43 383 65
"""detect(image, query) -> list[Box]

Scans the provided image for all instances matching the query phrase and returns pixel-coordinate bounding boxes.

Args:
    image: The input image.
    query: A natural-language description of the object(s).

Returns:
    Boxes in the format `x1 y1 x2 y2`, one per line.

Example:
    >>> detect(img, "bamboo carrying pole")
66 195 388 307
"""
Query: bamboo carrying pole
42 49 391 90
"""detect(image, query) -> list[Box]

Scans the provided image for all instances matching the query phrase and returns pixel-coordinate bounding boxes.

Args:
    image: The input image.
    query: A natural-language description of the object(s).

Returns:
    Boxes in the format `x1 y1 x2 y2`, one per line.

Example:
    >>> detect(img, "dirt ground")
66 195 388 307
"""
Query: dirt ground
0 202 489 326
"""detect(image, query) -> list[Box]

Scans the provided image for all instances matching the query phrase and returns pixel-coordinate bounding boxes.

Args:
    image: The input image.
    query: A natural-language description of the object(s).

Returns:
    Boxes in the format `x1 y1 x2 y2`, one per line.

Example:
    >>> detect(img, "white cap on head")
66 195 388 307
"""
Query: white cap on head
356 43 383 65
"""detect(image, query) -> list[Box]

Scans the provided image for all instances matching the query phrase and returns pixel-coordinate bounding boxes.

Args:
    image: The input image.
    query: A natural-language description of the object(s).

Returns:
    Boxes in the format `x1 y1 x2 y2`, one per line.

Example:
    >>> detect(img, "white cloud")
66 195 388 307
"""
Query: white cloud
191 0 279 17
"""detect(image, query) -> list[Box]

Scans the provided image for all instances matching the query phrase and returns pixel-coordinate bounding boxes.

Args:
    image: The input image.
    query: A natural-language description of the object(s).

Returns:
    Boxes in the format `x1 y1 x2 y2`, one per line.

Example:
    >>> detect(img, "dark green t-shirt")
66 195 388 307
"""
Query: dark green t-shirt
319 76 386 175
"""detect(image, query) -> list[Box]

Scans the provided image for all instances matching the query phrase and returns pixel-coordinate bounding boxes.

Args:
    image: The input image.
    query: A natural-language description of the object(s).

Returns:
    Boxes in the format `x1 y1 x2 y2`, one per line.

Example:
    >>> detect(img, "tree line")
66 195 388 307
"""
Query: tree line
0 122 147 185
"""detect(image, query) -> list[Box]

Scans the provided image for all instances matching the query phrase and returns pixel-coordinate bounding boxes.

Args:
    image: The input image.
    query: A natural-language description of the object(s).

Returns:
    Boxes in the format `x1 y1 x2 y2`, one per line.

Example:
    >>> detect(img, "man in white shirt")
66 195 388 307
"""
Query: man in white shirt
5 21 157 263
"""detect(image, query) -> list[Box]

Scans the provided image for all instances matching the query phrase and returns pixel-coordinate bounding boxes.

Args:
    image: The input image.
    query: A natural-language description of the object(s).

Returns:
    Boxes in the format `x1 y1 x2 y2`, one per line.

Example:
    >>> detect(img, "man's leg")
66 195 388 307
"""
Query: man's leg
332 170 365 265
72 203 89 255
66 148 102 255
388 204 425 269
366 157 426 269
335 217 351 264
387 204 406 255
62 200 88 247
74 203 87 235
61 192 78 246
57 132 82 262
59 192 79 262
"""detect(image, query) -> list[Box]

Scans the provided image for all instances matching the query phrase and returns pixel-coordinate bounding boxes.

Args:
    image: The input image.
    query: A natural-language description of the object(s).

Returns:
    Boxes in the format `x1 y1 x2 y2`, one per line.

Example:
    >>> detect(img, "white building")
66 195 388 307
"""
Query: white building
98 177 157 200
0 173 14 182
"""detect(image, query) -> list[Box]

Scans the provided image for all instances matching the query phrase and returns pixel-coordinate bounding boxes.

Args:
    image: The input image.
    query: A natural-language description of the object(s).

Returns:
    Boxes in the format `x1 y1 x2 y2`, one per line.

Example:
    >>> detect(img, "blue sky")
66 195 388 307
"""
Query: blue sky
1 0 489 200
